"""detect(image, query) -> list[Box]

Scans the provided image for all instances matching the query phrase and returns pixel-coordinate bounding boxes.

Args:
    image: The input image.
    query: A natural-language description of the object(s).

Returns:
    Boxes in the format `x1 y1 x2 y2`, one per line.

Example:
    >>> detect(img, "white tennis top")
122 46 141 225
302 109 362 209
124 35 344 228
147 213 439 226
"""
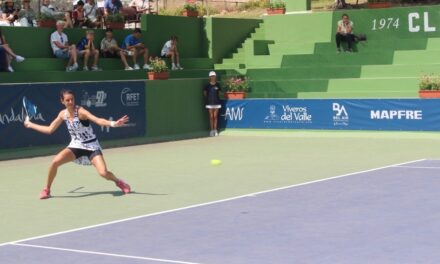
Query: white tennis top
64 106 101 165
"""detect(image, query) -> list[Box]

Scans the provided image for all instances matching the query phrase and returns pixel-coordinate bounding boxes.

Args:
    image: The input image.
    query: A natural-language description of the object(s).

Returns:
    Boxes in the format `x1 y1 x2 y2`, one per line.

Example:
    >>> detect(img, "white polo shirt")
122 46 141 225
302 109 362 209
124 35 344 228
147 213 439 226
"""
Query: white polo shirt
338 20 354 34
50 31 69 53
161 40 172 56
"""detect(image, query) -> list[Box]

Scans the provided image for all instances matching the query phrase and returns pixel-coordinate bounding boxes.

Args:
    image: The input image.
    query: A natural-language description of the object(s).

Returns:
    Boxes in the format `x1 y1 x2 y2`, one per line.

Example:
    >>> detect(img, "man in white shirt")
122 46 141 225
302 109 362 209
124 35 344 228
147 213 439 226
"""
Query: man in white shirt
161 36 183 70
129 0 151 13
84 0 102 28
336 14 354 53
50 20 78 72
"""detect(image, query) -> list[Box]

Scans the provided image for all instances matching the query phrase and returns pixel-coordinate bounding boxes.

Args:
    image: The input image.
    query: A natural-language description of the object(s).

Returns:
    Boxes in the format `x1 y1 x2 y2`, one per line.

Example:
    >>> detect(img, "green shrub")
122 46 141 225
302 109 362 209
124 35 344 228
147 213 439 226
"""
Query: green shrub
419 74 440 91
106 13 125 23
37 13 56 21
183 3 198 11
223 76 250 92
238 0 270 11
269 0 286 9
149 57 169 73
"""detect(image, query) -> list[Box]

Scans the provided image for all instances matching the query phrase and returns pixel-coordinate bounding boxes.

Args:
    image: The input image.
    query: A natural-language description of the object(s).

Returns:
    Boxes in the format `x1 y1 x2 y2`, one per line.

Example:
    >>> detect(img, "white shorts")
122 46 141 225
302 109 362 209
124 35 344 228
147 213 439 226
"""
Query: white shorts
206 105 221 109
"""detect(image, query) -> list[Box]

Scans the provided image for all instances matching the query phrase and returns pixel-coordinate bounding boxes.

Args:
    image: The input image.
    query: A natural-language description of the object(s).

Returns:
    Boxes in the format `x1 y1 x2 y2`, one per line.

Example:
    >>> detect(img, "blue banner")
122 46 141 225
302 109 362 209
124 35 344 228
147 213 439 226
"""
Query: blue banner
220 99 440 131
0 81 146 149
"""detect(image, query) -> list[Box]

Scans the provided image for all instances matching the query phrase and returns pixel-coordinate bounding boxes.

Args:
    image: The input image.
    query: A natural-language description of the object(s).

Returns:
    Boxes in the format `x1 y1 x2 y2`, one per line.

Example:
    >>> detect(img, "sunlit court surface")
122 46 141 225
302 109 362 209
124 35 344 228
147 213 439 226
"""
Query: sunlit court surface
1 130 440 263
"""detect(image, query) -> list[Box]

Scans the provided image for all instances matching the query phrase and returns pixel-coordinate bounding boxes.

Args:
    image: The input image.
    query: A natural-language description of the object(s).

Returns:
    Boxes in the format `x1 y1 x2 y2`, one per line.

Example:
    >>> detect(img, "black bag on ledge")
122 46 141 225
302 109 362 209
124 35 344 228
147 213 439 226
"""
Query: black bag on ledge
354 34 367 42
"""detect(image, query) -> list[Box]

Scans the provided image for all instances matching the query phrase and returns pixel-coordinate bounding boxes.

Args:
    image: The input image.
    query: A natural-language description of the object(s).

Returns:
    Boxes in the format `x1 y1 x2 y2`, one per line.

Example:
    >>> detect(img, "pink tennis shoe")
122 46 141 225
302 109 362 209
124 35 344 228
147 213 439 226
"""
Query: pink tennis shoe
116 179 131 194
39 188 51 199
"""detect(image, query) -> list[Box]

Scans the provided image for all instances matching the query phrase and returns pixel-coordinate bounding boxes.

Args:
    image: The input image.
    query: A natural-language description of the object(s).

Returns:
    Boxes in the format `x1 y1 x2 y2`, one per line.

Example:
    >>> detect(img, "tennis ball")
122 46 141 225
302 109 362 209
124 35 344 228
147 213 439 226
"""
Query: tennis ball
211 159 222 166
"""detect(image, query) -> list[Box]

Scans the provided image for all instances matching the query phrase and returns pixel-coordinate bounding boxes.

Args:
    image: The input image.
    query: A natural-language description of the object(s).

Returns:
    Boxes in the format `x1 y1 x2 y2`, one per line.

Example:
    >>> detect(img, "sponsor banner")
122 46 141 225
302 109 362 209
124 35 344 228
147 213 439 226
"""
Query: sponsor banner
0 81 146 149
220 99 440 131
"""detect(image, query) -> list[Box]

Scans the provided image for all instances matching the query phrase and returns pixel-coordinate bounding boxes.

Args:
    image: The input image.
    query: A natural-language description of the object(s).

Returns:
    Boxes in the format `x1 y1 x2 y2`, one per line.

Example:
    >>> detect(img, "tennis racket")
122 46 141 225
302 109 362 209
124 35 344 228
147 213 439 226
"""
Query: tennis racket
22 96 38 119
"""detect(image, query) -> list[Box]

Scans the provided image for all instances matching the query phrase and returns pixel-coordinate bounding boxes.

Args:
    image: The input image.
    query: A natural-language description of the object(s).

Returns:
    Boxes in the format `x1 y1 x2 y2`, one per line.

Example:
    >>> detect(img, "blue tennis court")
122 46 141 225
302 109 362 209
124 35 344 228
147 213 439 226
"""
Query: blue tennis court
1 159 440 264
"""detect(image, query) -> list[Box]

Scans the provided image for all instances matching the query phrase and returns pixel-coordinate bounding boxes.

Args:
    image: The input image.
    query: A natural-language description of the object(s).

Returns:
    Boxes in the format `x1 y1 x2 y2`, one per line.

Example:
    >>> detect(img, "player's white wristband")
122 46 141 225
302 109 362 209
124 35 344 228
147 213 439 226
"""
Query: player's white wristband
110 121 117 128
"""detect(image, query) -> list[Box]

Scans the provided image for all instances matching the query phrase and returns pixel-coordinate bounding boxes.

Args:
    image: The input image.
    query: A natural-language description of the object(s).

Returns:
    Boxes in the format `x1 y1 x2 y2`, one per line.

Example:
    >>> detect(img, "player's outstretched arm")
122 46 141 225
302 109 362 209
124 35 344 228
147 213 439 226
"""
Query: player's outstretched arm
23 111 64 135
79 107 129 128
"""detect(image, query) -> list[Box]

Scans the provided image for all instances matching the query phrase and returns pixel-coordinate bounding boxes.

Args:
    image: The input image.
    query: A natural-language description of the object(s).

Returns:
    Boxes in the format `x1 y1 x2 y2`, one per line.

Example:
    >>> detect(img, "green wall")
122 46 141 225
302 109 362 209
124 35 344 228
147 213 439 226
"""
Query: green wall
146 78 208 137
1 15 260 64
205 17 262 62
264 12 332 43
142 15 261 63
141 15 208 58
286 0 311 12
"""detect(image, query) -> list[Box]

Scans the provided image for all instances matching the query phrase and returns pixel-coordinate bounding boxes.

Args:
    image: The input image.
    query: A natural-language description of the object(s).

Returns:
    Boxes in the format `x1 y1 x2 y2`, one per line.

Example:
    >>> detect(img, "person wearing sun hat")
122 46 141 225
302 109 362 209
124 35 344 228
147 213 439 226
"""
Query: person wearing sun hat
203 71 222 137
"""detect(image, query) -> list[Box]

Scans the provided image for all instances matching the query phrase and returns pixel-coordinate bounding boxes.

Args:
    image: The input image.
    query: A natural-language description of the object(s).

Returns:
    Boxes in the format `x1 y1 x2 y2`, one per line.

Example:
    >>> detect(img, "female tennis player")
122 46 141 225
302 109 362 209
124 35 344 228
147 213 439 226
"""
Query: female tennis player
24 89 131 199
203 71 222 137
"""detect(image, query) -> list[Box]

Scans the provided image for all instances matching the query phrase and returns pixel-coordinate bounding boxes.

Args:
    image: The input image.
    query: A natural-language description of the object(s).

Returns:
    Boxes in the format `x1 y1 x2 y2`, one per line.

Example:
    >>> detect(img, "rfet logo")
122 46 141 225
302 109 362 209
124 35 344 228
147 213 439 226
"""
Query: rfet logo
121 88 140 107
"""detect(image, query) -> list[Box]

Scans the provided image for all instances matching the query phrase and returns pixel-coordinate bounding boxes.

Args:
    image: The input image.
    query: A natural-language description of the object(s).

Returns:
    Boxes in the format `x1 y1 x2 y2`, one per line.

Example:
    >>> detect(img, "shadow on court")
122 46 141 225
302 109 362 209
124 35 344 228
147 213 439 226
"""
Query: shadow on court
51 187 168 198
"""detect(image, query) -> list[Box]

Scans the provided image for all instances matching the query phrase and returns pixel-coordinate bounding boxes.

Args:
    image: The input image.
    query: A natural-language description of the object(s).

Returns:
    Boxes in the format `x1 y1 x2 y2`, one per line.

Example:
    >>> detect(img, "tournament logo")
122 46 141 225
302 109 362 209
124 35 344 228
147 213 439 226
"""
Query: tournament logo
121 88 140 107
223 107 244 121
81 90 107 108
264 105 312 124
332 103 349 126
264 105 279 121
0 107 45 126
370 110 422 120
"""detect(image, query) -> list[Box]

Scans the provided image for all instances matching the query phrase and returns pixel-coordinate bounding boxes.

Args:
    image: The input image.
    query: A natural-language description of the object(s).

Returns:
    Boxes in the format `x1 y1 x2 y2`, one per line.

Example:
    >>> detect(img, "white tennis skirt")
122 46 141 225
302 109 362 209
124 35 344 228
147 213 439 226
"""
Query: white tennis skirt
206 105 222 109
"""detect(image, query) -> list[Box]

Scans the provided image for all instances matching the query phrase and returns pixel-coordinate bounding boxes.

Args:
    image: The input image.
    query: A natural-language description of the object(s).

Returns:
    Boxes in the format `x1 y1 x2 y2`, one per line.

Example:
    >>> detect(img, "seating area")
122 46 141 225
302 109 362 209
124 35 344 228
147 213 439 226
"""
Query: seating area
3 5 440 99
0 15 263 83
215 5 440 98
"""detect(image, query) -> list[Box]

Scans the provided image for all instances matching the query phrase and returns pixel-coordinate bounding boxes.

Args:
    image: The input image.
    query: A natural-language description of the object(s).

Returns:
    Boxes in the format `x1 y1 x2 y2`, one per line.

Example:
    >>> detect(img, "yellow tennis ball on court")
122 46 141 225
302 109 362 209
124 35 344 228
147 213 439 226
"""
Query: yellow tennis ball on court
211 159 222 166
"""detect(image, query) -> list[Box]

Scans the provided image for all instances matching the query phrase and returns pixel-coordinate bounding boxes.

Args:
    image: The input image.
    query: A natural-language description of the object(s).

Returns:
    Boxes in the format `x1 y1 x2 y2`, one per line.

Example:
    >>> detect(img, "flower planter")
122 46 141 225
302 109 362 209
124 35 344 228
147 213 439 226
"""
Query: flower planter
182 10 199 17
148 71 169 80
37 20 56 28
419 90 440 98
267 8 286 15
225 92 246 100
106 22 125 30
367 2 391 9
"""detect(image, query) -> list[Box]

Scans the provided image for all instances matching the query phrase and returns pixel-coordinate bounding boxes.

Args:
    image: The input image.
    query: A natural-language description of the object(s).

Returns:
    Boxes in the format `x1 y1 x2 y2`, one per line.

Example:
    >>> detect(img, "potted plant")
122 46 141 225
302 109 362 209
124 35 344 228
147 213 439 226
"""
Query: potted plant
105 13 125 29
367 0 391 9
148 57 169 80
267 0 286 15
37 13 56 28
223 76 250 99
419 74 440 98
182 2 199 17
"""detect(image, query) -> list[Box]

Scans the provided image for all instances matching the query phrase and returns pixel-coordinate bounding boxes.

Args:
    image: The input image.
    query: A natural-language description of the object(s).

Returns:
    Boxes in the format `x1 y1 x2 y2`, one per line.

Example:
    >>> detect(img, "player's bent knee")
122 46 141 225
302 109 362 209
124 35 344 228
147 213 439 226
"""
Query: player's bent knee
98 169 109 178
51 159 62 168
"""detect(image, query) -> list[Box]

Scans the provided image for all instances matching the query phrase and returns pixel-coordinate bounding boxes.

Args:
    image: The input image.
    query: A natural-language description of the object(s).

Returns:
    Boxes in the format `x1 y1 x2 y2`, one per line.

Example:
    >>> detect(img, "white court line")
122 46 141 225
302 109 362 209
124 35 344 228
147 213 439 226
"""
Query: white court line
0 158 425 248
12 243 199 264
395 165 440 170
